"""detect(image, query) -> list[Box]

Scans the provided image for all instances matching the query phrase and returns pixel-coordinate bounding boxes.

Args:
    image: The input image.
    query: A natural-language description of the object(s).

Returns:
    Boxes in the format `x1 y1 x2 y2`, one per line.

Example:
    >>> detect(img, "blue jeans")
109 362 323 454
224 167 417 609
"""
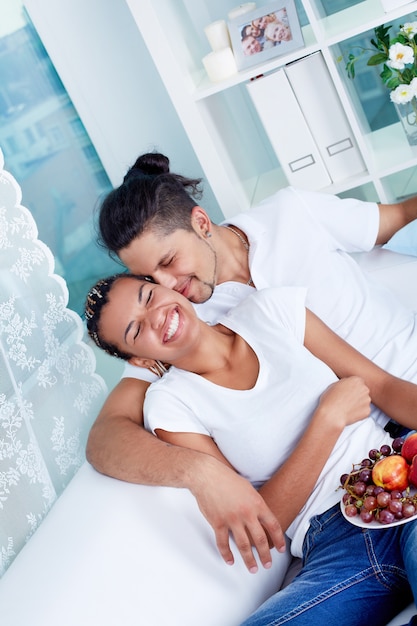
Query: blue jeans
241 503 416 626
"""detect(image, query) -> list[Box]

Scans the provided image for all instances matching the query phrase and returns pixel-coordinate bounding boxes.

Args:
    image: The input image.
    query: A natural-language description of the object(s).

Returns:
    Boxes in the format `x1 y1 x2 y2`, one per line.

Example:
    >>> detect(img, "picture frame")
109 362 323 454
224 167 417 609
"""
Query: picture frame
228 0 304 71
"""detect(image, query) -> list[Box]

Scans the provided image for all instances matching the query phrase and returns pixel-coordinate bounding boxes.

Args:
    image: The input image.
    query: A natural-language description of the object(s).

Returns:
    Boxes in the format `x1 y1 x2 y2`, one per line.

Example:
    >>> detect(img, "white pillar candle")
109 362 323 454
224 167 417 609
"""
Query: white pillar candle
204 20 231 52
202 48 238 82
228 3 256 21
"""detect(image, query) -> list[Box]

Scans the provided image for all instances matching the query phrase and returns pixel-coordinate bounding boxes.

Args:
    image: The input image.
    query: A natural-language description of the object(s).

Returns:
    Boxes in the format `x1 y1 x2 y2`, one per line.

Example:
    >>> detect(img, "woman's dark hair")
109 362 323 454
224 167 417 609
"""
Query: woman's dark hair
98 152 203 255
241 25 250 39
84 273 153 360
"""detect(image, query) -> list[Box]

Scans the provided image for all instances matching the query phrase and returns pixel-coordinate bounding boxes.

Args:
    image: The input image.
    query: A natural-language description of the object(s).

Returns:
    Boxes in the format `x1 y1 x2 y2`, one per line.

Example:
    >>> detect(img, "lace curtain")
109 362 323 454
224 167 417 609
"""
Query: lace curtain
0 148 108 576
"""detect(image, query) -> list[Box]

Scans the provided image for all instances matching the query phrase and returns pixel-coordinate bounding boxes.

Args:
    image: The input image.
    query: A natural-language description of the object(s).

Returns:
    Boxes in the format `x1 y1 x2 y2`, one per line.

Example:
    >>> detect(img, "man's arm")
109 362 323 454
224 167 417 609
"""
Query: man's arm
376 197 417 245
87 377 155 483
86 377 285 572
305 309 417 430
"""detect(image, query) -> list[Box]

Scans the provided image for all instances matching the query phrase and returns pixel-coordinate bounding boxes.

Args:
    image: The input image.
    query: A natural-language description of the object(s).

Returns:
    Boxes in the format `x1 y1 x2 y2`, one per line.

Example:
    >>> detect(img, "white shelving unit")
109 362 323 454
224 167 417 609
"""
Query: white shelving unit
125 0 417 217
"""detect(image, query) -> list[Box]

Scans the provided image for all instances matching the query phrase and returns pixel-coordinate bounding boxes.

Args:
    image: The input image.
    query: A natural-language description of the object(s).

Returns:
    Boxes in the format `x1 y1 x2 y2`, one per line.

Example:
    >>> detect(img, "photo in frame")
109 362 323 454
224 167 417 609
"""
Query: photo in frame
228 1 304 71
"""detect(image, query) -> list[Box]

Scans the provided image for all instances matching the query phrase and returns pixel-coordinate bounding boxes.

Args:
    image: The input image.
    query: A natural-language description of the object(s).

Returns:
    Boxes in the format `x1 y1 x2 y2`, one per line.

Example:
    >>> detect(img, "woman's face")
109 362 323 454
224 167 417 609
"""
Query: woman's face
99 277 201 365
253 16 269 30
248 23 261 38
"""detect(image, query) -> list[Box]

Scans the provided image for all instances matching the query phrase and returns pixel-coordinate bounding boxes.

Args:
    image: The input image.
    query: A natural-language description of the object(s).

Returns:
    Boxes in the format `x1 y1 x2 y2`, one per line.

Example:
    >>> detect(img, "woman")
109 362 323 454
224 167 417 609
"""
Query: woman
85 274 416 625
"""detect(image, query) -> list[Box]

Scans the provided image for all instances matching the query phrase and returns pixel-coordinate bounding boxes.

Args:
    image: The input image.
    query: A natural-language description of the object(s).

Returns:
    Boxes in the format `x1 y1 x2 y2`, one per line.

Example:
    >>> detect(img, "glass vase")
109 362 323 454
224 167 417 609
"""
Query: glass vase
394 96 417 146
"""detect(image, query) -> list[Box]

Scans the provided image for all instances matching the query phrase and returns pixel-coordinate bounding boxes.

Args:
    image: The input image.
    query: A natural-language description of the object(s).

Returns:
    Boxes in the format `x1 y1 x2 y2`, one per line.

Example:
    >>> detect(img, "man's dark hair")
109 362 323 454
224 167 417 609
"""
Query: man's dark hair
98 152 204 256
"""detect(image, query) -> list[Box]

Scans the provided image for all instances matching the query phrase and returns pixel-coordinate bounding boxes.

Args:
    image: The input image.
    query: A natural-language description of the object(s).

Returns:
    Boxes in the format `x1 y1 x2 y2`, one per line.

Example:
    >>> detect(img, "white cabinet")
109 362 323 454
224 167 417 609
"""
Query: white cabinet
125 0 417 217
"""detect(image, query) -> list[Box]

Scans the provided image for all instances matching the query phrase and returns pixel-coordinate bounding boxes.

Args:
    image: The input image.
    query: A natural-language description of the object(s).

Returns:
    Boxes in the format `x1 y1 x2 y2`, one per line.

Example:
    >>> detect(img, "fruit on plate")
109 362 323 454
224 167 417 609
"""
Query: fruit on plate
340 442 417 525
401 432 417 463
409 455 417 488
372 454 410 492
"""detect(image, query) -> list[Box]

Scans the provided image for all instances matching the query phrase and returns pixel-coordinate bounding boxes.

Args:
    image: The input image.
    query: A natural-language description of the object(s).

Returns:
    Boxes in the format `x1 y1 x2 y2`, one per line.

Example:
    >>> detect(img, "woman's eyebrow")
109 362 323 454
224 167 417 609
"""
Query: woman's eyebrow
138 282 145 302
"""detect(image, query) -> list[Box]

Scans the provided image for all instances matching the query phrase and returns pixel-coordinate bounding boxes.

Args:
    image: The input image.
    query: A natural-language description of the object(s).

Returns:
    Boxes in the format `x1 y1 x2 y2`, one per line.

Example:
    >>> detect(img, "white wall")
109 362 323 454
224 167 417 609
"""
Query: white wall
24 0 224 223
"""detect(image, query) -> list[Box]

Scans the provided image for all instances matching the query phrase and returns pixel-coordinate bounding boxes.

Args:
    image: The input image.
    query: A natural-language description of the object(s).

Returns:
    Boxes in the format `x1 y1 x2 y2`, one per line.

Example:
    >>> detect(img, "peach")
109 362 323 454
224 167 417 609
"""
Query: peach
401 432 417 463
372 454 409 492
408 455 417 489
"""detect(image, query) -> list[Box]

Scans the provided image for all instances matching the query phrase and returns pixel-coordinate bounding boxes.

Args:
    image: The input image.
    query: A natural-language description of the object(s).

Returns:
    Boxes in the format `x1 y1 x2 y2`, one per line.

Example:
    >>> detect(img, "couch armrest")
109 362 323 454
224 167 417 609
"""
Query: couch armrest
0 463 291 626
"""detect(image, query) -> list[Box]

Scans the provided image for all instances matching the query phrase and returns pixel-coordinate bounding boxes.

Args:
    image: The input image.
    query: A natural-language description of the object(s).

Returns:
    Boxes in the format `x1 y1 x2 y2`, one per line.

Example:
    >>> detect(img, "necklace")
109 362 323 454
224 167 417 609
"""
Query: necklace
223 225 254 286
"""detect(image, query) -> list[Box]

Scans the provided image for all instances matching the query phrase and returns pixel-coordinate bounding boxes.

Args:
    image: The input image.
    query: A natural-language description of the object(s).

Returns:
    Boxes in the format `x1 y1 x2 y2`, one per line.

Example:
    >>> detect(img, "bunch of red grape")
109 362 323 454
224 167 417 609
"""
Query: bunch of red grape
340 437 417 525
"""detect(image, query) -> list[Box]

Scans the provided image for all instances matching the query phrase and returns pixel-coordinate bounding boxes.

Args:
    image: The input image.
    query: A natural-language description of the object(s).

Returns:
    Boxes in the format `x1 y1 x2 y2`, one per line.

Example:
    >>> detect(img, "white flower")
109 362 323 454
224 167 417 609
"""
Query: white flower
410 77 417 97
401 22 417 39
390 83 414 104
387 42 414 70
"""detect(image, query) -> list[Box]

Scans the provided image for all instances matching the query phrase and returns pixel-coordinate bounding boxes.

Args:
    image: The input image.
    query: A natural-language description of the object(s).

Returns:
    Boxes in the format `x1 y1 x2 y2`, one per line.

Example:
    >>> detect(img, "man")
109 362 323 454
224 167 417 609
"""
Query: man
242 34 263 55
87 152 417 574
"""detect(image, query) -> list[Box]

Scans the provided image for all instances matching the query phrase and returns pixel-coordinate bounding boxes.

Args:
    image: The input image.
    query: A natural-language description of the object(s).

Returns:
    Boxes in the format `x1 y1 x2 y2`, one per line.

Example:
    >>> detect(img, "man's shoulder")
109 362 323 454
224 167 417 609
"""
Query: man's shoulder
224 287 306 330
230 187 295 217
229 187 308 225
193 282 254 325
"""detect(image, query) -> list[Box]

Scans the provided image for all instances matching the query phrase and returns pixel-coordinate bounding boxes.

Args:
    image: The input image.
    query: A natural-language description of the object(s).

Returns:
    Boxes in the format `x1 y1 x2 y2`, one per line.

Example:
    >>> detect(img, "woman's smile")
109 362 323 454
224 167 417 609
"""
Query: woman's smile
164 308 180 342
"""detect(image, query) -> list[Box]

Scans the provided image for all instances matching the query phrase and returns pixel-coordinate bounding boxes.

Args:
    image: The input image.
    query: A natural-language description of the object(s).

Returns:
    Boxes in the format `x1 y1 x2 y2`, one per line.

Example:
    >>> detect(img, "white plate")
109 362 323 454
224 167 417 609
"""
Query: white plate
340 488 417 529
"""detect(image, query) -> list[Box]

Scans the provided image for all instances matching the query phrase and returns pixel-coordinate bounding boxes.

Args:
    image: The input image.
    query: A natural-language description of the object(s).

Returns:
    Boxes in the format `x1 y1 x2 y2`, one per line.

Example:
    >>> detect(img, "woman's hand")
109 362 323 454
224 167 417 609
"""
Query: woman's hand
316 376 371 430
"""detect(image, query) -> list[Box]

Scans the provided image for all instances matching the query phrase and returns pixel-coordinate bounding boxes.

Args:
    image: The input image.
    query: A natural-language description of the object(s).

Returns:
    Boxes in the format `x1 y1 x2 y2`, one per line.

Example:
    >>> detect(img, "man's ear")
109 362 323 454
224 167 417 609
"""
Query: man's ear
128 356 153 369
191 206 211 236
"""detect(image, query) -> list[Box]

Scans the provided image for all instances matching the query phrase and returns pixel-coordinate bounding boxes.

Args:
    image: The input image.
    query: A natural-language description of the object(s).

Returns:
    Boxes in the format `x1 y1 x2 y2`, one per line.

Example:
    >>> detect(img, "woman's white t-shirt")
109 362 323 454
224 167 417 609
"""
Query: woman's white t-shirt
144 287 393 558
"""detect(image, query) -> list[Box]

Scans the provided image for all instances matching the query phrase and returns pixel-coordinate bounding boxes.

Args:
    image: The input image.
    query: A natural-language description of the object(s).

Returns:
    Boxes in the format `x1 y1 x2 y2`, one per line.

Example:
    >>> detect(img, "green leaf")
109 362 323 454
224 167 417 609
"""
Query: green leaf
367 52 388 66
397 33 409 44
374 24 391 48
402 68 416 83
346 60 355 79
370 37 381 51
385 76 401 90
380 64 393 82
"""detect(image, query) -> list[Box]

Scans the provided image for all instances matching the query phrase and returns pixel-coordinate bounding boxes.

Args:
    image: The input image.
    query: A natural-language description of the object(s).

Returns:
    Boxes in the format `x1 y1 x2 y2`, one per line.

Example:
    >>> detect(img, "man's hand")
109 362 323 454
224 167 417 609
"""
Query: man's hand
188 456 286 573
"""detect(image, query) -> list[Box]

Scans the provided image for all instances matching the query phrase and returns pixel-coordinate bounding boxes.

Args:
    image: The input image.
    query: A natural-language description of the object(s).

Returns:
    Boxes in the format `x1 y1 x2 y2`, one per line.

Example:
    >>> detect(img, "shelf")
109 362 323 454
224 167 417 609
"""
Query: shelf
249 167 288 207
366 123 417 174
317 0 386 41
126 0 417 213
382 166 417 200
315 0 417 43
193 24 318 100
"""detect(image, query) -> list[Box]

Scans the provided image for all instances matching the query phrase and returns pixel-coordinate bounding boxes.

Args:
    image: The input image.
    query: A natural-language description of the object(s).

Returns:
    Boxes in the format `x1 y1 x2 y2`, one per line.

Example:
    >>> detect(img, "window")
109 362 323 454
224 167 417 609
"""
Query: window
0 1 120 313
337 16 413 132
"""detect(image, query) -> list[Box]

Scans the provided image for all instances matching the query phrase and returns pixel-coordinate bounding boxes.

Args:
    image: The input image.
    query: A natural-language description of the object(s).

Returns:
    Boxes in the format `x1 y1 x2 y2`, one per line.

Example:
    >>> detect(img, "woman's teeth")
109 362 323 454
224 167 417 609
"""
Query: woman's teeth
166 310 179 340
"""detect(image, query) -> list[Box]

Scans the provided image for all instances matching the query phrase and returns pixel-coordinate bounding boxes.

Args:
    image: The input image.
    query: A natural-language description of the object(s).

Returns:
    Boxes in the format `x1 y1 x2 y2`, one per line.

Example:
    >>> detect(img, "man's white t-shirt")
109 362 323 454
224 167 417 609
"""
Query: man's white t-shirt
144 287 394 558
123 186 417 400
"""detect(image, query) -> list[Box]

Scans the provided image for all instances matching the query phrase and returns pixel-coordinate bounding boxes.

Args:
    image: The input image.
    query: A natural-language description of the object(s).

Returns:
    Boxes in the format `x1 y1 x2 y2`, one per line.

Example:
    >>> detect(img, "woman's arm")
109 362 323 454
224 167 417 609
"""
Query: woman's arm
304 309 417 430
155 374 371 537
